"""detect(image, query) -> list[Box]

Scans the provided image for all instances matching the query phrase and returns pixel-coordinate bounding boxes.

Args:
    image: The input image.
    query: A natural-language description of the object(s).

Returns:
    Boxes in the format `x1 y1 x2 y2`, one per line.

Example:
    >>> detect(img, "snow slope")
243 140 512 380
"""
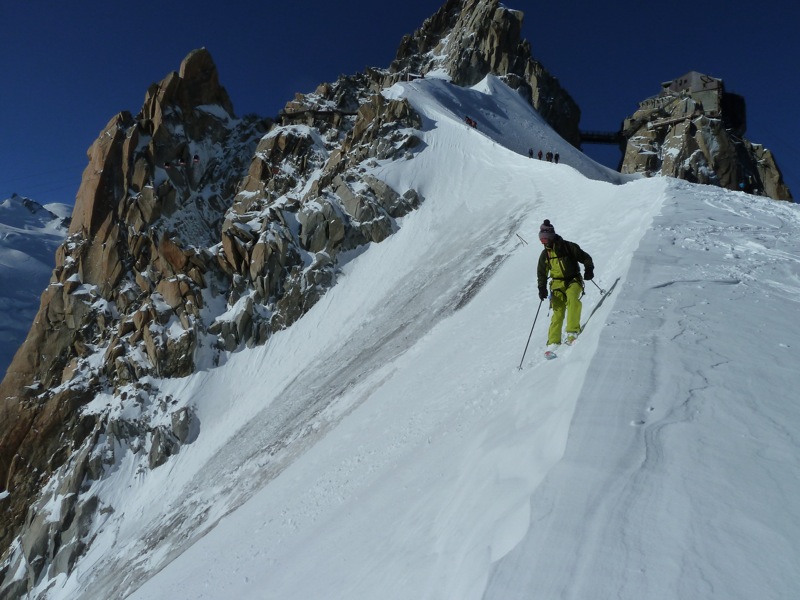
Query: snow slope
43 77 800 599
0 195 69 378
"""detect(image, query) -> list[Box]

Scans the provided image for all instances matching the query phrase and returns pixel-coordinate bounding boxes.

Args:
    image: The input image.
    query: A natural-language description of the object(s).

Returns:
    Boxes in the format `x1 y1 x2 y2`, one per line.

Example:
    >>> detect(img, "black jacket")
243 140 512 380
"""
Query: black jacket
537 235 594 289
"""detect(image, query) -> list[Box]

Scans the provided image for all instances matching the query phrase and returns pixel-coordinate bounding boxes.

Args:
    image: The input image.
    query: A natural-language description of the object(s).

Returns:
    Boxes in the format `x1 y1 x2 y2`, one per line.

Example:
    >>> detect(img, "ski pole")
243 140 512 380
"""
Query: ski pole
589 279 607 295
518 299 544 370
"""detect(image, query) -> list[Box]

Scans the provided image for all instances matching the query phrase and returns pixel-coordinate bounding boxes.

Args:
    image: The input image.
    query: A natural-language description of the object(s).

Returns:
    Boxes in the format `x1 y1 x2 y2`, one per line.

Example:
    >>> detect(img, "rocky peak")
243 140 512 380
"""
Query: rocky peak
388 0 581 145
0 48 267 586
620 71 792 201
139 48 235 127
178 48 235 112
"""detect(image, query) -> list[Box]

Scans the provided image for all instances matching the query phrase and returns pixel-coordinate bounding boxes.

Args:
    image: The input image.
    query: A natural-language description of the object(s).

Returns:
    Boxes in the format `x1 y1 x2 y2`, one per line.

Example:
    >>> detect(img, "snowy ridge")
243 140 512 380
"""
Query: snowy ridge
387 76 627 185
39 77 800 599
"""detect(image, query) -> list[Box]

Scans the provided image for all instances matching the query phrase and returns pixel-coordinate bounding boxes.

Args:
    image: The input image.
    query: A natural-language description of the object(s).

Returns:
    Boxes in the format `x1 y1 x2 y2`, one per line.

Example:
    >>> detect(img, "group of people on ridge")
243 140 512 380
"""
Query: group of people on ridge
528 149 559 163
536 219 594 355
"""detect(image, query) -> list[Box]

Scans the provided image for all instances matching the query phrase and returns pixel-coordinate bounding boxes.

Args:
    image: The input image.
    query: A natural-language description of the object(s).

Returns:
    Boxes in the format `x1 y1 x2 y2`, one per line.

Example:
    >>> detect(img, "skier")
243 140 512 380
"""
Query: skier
537 219 594 353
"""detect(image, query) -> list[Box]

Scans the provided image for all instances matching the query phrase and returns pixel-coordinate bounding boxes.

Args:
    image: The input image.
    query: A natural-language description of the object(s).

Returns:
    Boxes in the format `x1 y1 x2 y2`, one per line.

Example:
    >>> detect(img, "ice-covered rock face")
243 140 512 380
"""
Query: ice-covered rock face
620 73 792 201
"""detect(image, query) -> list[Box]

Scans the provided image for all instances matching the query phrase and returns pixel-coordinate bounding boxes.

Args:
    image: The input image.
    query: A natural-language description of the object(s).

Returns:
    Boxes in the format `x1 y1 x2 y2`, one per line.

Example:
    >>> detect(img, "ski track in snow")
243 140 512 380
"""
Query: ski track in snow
90 224 524 597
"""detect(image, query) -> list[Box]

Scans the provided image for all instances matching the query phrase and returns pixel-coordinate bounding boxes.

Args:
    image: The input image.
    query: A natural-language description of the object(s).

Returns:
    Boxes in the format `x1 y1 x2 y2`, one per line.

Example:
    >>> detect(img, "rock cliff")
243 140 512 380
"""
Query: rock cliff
388 0 581 145
620 71 792 201
0 1 577 596
0 48 268 596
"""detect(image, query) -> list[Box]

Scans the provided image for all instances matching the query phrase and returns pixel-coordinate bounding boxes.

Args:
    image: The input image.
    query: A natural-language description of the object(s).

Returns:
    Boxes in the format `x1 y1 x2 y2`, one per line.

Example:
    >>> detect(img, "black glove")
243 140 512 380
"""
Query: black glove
584 267 594 281
538 286 548 300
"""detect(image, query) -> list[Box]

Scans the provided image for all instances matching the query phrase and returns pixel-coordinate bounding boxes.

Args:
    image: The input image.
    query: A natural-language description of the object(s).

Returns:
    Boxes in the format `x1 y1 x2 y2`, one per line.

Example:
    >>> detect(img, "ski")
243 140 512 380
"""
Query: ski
544 350 558 360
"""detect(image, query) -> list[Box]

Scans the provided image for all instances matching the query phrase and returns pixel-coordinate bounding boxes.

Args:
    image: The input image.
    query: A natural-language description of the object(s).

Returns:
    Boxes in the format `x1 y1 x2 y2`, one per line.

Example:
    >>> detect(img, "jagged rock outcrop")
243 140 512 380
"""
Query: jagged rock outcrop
386 0 581 145
0 48 267 592
219 75 423 338
0 42 426 597
620 71 792 201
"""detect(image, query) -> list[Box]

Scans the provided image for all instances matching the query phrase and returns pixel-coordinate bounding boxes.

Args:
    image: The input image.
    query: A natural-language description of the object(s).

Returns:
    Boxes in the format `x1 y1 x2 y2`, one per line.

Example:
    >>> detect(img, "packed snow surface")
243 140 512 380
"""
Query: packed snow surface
40 77 800 599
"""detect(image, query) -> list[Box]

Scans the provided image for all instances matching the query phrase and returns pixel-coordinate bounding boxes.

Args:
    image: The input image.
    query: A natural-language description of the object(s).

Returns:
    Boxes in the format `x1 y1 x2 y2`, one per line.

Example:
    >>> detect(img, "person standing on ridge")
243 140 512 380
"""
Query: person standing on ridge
537 219 594 353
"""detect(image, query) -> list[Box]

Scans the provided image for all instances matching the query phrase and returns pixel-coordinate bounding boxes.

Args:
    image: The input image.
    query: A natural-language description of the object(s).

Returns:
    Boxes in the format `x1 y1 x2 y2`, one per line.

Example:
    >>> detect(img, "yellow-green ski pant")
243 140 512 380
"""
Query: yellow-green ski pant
547 281 583 345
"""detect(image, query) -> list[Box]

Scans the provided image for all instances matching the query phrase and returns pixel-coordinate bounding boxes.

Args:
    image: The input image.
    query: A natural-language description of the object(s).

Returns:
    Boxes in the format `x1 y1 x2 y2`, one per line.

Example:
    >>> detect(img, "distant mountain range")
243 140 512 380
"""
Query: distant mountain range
0 194 70 378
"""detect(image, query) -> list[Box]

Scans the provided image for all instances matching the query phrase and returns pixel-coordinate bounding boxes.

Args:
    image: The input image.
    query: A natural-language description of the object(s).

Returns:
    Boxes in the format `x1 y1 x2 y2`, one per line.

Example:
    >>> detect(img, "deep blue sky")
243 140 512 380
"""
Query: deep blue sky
2 0 797 204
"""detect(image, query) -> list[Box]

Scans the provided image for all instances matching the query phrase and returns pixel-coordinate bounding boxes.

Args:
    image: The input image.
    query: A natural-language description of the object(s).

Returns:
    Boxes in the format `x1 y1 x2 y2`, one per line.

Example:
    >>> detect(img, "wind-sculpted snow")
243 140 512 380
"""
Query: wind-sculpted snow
40 77 800 600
